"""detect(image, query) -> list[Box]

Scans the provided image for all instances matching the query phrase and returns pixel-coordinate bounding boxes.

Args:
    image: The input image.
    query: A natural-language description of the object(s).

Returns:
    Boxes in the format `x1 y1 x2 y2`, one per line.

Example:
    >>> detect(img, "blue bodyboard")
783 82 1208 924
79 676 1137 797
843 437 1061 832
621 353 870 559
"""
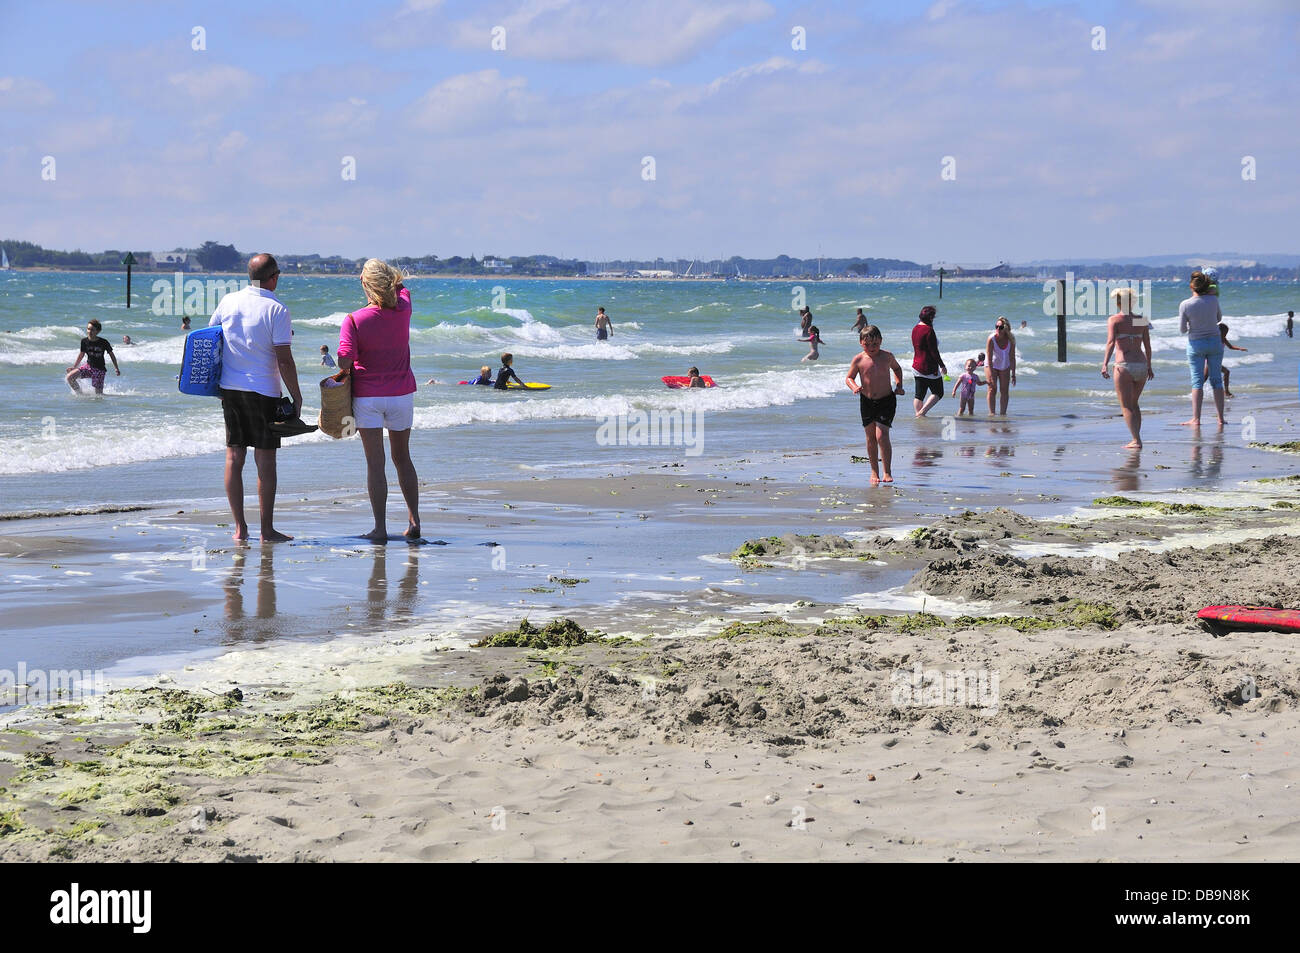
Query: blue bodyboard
179 325 224 397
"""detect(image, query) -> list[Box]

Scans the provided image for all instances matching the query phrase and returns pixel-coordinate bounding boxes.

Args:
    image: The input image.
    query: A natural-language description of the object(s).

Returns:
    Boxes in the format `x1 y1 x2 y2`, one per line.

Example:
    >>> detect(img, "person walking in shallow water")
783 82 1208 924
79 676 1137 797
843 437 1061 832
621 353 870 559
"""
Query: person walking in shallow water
1179 271 1225 429
1101 287 1153 449
335 259 421 543
910 305 947 417
984 316 1017 415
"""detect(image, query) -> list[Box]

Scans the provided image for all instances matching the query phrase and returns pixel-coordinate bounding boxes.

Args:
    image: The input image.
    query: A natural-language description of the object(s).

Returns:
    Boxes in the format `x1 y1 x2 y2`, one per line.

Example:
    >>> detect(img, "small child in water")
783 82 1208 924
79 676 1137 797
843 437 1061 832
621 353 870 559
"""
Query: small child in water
1213 322 1247 397
802 326 824 362
494 353 524 390
320 345 336 367
687 366 706 388
952 358 985 415
845 326 905 486
468 366 493 386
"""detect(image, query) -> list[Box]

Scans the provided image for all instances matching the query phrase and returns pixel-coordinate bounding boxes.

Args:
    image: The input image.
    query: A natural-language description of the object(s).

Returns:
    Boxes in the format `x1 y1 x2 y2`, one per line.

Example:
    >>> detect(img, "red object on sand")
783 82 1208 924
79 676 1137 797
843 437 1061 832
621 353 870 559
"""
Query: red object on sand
1196 605 1300 632
662 375 716 389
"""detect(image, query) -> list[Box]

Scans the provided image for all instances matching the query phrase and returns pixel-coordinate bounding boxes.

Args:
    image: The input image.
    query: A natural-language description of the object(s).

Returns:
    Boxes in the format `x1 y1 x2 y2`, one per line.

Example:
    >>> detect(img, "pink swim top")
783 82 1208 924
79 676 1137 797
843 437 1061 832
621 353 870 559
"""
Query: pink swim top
337 287 417 398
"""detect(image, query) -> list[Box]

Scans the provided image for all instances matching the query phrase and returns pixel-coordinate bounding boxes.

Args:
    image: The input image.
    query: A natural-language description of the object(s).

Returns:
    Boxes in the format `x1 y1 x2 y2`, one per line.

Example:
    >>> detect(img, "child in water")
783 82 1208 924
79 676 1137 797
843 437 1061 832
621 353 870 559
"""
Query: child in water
320 345 336 367
468 366 493 385
687 366 706 388
65 319 121 394
494 353 524 390
802 326 824 362
845 326 905 486
951 358 985 415
1211 322 1247 397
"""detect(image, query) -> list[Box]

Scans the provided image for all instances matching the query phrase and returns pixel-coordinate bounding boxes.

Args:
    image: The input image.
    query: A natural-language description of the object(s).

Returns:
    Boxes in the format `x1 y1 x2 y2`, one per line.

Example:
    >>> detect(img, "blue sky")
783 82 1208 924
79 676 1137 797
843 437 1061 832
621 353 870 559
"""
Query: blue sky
1 0 1297 262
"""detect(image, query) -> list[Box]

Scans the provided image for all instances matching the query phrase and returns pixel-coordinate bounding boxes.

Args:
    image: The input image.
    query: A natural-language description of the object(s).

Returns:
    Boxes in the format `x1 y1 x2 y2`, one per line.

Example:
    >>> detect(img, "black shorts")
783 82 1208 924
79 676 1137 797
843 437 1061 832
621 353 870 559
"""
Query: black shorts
914 375 943 401
859 392 897 429
220 388 281 450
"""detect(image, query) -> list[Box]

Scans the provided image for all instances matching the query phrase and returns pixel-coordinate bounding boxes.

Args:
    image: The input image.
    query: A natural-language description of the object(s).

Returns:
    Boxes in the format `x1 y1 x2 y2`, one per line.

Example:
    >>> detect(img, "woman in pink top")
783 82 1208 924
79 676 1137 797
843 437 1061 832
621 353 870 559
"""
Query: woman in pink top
335 259 421 542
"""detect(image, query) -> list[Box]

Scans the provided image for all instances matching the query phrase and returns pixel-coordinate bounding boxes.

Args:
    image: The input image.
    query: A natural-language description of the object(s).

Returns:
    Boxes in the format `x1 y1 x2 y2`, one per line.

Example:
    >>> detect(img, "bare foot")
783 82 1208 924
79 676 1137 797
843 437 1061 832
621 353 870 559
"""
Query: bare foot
403 524 422 540
1179 419 1201 427
882 473 894 483
1225 391 1235 398
1123 440 1142 449
232 525 249 542
1216 418 1225 429
261 529 294 542
869 474 881 486
360 528 389 544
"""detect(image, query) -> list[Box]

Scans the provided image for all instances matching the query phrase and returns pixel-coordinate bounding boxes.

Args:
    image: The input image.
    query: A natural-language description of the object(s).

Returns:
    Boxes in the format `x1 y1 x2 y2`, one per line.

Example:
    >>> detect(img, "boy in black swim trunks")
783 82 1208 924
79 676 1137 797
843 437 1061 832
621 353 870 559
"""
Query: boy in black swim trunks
845 325 905 486
65 319 121 394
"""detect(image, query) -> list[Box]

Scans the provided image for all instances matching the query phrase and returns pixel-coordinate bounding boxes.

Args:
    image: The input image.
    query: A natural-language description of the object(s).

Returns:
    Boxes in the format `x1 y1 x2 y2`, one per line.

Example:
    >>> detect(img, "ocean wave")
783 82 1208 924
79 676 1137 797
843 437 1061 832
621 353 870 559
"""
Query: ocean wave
0 418 226 475
295 312 349 328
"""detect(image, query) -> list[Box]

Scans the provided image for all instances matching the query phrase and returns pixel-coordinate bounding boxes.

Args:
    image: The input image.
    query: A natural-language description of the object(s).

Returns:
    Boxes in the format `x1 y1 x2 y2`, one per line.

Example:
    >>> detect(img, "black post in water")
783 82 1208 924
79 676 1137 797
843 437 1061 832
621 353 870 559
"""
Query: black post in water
1055 278 1067 362
938 267 945 299
123 252 136 309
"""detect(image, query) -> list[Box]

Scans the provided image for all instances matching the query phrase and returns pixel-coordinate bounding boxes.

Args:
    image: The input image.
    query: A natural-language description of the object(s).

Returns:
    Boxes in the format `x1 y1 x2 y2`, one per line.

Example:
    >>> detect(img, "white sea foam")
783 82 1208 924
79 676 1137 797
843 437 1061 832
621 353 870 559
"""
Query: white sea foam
295 312 349 328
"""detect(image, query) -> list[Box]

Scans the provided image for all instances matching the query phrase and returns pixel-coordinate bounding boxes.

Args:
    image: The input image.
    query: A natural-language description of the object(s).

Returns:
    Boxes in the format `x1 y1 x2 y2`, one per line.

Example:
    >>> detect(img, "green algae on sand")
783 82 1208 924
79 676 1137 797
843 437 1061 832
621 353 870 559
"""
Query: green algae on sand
474 618 600 649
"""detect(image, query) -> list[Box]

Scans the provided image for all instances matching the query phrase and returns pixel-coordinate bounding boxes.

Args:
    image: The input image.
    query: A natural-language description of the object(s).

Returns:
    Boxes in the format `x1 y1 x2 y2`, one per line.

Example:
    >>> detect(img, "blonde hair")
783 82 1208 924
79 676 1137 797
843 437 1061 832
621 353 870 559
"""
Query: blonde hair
361 258 404 310
1111 287 1136 312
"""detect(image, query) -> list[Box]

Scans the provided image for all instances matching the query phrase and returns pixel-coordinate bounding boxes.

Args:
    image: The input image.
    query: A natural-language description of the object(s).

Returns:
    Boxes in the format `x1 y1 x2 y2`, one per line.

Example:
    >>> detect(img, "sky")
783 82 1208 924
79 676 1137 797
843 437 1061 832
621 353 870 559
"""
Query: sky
1 0 1297 263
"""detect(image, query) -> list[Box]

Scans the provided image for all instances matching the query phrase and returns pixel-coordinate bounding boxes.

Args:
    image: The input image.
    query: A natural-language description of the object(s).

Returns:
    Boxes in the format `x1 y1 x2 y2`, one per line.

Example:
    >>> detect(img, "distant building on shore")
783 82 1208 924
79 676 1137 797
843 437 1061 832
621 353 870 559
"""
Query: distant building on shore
150 251 195 271
884 269 924 279
484 258 513 272
636 269 676 278
931 261 1010 277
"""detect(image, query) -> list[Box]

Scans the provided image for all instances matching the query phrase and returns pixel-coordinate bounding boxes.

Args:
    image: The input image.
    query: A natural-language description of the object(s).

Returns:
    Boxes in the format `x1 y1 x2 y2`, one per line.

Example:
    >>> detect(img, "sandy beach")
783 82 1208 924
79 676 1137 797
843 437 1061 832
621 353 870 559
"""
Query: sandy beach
3 444 1300 862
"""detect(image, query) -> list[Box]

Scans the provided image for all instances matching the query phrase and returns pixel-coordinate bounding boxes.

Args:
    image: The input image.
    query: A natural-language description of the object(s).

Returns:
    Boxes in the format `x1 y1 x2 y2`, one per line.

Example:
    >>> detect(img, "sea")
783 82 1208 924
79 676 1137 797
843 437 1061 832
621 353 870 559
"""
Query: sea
1 270 1297 512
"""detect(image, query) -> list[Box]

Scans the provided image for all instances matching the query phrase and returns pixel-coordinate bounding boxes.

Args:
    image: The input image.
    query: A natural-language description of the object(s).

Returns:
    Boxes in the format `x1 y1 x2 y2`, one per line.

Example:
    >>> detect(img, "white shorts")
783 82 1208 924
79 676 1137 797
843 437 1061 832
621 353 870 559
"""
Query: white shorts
352 393 415 431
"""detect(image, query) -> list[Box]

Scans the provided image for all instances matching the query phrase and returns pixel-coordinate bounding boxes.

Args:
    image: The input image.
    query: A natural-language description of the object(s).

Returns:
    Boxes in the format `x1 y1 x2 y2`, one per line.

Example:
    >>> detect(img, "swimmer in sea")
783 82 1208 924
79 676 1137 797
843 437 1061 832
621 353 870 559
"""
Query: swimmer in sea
595 307 613 341
802 326 824 362
494 352 524 390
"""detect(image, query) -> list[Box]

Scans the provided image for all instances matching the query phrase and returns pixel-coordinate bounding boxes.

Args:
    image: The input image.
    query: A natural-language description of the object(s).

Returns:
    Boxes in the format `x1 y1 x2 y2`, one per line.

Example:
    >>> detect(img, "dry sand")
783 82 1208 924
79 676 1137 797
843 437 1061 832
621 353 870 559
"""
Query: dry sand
2 495 1299 862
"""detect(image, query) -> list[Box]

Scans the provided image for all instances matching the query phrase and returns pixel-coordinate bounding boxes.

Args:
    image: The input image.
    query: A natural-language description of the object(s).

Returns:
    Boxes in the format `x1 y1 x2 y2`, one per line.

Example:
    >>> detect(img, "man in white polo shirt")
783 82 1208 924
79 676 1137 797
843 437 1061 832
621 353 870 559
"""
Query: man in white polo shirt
208 253 303 542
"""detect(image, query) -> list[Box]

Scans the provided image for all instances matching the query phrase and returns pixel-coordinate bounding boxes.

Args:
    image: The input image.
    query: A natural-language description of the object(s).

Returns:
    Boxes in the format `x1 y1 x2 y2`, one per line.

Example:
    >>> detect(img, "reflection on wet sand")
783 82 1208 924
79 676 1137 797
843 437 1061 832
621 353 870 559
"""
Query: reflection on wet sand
1111 448 1143 493
1190 432 1225 482
366 545 421 629
222 545 280 642
913 447 943 467
222 542 423 641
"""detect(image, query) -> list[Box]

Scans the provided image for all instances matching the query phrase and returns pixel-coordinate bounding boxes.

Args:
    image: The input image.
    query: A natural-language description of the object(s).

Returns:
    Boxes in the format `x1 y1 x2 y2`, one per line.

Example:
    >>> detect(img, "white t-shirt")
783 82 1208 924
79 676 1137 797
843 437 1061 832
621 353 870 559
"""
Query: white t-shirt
208 287 292 397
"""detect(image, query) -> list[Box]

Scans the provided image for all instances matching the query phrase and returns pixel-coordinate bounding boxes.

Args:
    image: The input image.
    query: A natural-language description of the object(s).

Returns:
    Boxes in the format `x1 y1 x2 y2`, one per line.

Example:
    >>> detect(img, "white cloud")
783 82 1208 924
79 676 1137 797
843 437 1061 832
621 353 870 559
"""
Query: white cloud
0 76 56 109
166 65 259 102
431 0 775 66
410 69 530 130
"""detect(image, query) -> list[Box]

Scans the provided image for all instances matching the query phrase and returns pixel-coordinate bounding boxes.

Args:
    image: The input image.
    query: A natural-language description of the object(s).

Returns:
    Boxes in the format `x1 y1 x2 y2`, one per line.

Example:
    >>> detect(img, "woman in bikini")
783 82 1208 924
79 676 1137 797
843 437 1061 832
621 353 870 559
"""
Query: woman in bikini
984 316 1017 415
1101 287 1154 449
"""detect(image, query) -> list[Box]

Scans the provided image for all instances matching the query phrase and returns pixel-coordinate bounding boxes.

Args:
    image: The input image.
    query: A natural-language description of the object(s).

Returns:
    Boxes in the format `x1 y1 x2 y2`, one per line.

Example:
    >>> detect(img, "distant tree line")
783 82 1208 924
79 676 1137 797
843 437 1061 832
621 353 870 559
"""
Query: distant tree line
4 240 1297 279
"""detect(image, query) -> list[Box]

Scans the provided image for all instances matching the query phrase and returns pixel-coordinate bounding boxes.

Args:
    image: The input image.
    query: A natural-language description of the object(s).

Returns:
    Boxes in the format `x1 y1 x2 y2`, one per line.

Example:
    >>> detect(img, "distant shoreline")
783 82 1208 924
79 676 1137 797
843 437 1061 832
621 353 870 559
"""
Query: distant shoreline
6 268 1271 284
